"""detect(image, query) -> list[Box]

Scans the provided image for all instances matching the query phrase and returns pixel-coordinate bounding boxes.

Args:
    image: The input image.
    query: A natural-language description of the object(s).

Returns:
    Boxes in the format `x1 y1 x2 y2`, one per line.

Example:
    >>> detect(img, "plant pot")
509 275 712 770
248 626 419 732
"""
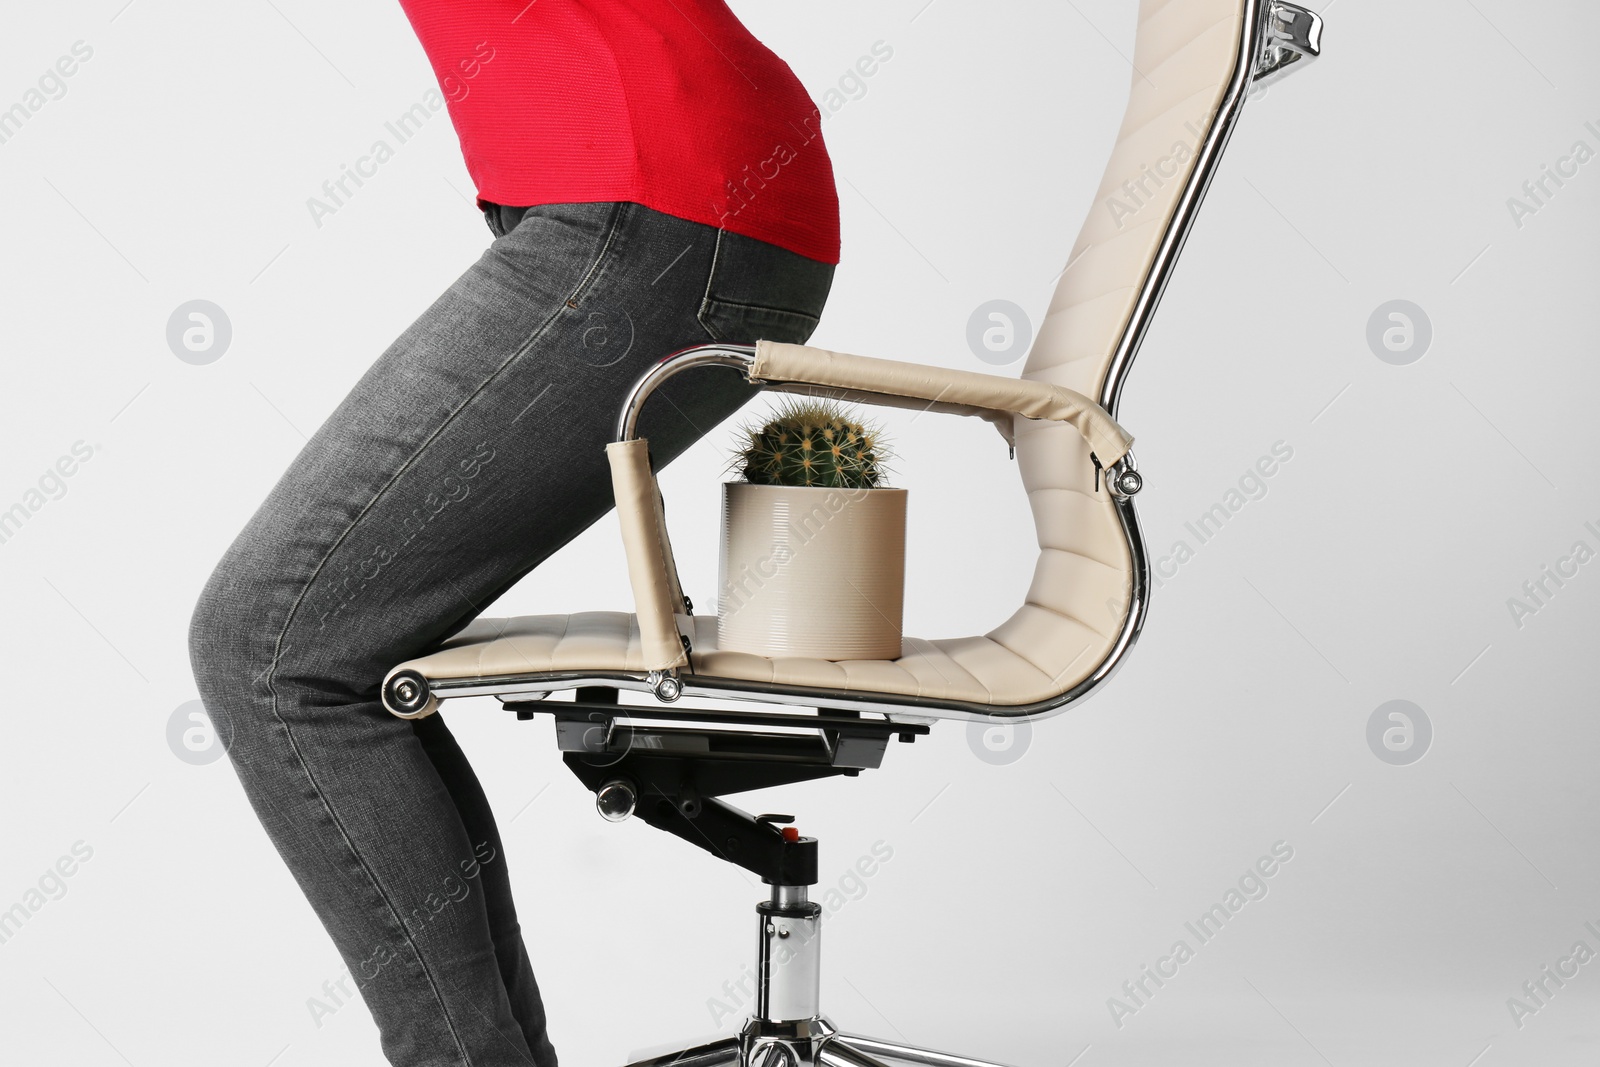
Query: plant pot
717 483 907 660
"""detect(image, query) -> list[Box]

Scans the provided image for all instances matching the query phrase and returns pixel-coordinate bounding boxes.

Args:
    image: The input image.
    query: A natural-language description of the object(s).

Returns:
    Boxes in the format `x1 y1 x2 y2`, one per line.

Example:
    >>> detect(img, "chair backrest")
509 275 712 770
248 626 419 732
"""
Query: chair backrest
991 0 1269 710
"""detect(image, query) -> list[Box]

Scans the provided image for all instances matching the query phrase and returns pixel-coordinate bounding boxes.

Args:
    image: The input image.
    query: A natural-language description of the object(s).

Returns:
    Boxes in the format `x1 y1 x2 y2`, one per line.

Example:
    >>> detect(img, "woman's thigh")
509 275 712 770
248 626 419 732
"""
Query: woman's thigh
193 200 834 717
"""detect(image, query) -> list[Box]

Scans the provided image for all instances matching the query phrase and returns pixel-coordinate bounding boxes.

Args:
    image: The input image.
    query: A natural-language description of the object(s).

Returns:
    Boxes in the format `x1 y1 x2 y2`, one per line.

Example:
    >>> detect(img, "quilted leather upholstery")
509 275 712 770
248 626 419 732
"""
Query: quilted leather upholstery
396 605 1123 707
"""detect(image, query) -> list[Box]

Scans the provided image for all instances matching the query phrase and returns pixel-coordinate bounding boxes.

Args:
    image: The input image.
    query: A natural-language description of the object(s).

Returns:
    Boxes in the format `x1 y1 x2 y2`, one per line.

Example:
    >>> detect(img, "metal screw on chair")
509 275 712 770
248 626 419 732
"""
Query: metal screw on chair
654 674 683 702
1115 469 1143 496
595 779 637 822
386 671 432 715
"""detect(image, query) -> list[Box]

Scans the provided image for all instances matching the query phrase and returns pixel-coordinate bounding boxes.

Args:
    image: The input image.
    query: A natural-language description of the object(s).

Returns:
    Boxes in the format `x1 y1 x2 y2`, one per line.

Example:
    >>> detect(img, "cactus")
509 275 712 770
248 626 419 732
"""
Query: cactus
731 397 892 489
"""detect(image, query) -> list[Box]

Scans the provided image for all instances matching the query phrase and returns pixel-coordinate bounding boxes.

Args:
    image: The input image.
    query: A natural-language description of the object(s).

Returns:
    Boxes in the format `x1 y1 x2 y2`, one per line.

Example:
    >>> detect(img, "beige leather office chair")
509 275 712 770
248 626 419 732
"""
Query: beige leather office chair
384 3 1322 1064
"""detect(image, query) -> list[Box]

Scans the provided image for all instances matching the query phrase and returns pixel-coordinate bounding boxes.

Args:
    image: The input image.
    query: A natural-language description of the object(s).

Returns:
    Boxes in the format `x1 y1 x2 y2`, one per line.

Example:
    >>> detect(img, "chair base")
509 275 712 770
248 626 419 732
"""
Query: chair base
624 1020 1018 1067
620 884 1018 1067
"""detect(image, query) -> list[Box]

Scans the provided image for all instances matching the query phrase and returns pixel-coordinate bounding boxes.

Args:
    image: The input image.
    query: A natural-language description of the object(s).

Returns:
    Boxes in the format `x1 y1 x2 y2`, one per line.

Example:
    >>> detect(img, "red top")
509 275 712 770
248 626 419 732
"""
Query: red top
398 0 840 264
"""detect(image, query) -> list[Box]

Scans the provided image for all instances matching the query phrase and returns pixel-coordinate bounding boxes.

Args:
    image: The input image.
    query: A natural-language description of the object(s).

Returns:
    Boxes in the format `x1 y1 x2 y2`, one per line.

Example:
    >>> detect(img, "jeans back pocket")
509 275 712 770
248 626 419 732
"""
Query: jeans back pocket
696 228 835 347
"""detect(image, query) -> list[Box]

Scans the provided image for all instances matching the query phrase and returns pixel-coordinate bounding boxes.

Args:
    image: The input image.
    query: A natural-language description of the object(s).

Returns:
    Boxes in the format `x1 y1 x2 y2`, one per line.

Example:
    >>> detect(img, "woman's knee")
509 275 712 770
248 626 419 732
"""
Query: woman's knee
187 543 282 729
190 535 401 731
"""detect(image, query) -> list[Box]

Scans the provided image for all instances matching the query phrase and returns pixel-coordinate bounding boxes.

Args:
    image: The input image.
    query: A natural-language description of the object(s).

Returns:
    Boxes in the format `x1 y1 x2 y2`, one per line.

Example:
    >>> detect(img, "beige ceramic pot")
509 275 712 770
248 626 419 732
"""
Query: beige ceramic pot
717 483 907 660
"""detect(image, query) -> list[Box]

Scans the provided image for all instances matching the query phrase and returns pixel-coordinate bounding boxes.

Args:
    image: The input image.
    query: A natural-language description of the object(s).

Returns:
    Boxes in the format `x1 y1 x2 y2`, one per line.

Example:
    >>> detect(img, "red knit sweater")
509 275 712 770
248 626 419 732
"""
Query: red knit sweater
398 0 840 264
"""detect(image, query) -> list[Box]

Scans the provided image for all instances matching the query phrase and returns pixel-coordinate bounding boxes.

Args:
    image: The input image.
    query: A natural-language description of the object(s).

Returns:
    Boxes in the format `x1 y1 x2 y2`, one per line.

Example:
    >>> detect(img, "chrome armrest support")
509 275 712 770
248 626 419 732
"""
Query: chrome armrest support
615 344 757 443
1253 1 1323 87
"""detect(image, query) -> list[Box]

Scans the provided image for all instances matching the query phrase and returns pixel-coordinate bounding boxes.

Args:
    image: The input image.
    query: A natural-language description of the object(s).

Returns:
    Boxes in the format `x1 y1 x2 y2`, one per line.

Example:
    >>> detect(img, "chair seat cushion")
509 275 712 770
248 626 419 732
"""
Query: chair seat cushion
396 609 1114 707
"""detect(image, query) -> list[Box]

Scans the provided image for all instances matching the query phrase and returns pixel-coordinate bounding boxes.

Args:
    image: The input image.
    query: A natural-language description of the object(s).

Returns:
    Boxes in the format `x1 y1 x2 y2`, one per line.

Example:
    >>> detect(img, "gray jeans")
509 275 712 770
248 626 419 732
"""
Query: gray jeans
187 200 833 1066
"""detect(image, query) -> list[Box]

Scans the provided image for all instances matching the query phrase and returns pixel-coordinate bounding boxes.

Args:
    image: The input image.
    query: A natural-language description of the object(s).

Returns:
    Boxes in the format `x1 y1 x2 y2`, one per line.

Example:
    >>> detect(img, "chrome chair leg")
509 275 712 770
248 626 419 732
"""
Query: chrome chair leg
623 1036 743 1067
833 1035 1020 1067
816 1037 898 1067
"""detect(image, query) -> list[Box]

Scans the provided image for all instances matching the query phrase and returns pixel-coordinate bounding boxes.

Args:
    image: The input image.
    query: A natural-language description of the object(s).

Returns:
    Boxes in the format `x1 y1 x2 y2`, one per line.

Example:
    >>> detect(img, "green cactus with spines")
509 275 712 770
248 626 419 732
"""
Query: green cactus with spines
731 398 892 490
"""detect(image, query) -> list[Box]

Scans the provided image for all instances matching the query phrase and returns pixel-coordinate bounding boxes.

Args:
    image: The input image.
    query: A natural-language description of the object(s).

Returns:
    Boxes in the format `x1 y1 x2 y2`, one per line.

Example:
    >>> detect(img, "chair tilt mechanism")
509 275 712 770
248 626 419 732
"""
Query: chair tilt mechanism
550 685 927 886
381 2 1322 1064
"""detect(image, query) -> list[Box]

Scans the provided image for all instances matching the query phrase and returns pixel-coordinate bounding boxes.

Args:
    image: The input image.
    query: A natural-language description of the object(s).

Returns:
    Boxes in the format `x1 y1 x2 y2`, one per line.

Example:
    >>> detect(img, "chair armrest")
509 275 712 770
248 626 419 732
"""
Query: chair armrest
608 438 691 672
749 341 1134 468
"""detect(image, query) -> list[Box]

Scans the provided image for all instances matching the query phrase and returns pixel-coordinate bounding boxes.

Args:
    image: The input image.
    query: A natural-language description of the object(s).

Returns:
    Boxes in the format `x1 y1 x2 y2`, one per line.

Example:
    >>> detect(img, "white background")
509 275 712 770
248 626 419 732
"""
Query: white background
2 1 1598 1065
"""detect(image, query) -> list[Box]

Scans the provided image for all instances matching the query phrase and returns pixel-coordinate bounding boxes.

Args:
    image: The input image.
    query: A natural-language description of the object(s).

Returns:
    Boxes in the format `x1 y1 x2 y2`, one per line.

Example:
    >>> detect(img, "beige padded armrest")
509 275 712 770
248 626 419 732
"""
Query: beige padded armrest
607 438 689 672
750 341 1134 467
762 381 1021 449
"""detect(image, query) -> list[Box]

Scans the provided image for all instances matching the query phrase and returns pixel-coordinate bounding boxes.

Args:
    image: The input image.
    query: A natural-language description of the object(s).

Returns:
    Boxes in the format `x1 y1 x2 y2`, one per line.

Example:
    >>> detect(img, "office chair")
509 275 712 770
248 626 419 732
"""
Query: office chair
382 2 1323 1064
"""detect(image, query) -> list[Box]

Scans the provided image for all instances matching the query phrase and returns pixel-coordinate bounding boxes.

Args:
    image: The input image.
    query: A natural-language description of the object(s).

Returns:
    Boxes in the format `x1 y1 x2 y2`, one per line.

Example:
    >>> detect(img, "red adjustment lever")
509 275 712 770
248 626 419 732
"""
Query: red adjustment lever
781 826 800 843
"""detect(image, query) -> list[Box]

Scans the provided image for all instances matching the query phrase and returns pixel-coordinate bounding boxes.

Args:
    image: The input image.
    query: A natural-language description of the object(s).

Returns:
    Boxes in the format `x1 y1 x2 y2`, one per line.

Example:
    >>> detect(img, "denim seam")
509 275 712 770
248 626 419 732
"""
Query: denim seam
703 295 823 322
697 228 729 316
258 200 629 1067
564 202 628 304
694 227 726 334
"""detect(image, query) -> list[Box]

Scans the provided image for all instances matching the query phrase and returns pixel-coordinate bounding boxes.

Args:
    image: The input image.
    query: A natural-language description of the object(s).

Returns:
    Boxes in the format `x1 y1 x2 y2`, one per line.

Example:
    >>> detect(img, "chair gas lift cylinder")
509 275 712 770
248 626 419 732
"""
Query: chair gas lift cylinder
381 3 1324 1064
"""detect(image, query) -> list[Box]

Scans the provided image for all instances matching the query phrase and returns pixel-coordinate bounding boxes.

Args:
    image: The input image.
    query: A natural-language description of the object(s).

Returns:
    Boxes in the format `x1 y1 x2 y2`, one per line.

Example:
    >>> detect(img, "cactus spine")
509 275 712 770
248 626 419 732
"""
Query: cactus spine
732 398 891 490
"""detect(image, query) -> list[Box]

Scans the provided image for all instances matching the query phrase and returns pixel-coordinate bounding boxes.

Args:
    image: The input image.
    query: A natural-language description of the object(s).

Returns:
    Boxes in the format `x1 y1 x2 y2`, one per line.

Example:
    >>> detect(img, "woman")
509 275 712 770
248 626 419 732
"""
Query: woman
187 3 837 1064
